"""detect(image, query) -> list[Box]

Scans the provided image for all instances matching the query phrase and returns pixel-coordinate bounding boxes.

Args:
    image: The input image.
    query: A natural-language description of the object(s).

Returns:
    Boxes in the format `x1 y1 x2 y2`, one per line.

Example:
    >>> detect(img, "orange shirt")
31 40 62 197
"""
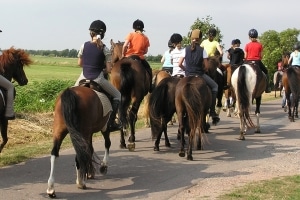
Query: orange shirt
124 32 150 59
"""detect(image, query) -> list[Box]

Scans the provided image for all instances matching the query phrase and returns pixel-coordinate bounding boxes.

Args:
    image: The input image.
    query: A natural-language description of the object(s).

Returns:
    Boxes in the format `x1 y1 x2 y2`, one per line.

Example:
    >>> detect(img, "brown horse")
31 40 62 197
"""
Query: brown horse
282 67 300 122
110 39 151 151
149 76 180 151
47 86 112 198
143 69 171 127
274 53 290 98
223 63 238 117
231 62 267 140
0 47 31 153
175 76 211 160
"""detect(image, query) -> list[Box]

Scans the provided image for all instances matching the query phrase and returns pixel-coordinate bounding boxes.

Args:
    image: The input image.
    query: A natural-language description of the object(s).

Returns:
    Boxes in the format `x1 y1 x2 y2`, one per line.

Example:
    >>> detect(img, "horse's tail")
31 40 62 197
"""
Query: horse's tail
120 62 135 94
237 65 255 127
60 88 94 178
181 82 205 147
286 67 300 99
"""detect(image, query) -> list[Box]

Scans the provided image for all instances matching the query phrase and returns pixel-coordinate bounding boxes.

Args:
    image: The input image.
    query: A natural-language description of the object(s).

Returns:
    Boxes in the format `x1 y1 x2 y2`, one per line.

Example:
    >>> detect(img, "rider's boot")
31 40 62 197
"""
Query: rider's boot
107 99 122 132
265 75 271 93
210 91 220 124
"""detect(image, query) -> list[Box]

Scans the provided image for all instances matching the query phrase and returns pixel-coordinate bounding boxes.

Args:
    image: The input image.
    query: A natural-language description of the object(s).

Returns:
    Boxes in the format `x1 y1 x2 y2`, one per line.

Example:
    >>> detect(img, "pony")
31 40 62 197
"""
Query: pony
223 63 238 117
282 66 300 122
0 47 31 153
143 69 171 128
273 53 290 98
46 86 112 198
110 39 151 151
231 62 267 140
175 76 211 160
149 76 180 151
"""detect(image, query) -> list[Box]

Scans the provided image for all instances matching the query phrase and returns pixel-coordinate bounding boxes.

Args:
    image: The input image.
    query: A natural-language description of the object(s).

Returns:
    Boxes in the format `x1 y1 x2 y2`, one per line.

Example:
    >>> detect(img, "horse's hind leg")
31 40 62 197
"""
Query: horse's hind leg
0 120 8 153
100 130 111 174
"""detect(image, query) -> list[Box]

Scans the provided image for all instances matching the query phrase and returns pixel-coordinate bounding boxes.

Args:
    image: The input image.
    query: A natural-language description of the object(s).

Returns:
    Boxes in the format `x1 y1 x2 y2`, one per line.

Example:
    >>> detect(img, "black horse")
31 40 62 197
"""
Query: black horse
0 47 31 153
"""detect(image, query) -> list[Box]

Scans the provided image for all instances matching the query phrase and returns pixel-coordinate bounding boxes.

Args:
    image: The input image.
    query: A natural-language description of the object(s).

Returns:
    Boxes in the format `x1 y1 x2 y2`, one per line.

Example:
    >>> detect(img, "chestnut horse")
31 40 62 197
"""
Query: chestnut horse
231 62 267 140
175 76 212 160
110 40 151 151
223 63 238 117
47 86 112 198
282 66 300 122
0 47 31 153
274 53 290 98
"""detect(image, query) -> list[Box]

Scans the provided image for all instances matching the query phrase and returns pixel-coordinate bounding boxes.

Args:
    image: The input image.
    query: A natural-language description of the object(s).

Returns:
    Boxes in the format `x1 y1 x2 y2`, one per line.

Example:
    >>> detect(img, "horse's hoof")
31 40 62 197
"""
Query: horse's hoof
127 143 135 151
47 190 56 198
120 143 126 149
187 155 193 161
255 130 261 133
154 146 159 151
179 151 185 157
238 136 245 140
77 184 87 189
100 165 108 174
165 142 171 148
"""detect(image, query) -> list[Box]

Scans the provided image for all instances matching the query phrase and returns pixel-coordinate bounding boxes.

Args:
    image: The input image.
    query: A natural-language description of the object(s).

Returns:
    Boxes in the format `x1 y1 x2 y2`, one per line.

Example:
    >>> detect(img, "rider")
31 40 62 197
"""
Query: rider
75 20 122 132
228 39 244 66
180 29 220 123
122 19 152 92
0 29 15 120
288 42 300 67
161 39 174 74
244 28 271 93
170 33 185 78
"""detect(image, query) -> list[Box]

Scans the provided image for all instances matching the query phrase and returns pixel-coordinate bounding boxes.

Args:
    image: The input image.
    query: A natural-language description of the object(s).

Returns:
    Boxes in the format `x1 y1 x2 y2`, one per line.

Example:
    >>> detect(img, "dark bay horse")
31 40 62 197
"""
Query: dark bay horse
274 53 290 98
149 76 180 151
231 62 267 140
110 40 151 151
175 76 211 160
47 86 112 197
0 47 31 153
282 67 300 122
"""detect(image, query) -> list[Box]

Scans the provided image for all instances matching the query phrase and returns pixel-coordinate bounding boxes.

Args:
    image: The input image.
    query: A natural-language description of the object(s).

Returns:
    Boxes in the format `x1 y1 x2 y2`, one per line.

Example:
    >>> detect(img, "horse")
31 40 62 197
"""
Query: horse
175 76 211 160
231 62 267 140
143 69 171 128
223 63 238 117
110 39 151 151
282 67 300 122
0 47 31 153
149 76 180 151
273 70 283 98
46 86 113 198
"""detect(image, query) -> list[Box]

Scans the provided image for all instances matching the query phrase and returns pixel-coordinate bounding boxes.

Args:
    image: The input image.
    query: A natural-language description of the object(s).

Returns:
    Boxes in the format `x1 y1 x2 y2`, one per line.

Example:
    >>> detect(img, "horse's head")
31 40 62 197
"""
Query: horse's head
0 47 32 86
282 52 291 69
110 39 124 63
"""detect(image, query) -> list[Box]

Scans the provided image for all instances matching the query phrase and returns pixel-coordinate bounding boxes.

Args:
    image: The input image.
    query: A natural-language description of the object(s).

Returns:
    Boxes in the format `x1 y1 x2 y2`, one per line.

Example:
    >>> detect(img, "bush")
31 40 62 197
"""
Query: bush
15 79 74 113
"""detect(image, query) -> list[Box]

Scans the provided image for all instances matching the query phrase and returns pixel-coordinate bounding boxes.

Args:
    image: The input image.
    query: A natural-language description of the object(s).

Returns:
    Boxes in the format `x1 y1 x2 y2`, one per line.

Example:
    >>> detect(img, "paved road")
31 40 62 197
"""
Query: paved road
0 99 300 200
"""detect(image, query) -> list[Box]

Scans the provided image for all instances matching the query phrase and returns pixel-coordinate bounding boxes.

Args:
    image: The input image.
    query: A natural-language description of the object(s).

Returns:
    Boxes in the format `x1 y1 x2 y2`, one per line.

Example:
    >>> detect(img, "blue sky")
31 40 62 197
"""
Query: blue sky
1 0 299 60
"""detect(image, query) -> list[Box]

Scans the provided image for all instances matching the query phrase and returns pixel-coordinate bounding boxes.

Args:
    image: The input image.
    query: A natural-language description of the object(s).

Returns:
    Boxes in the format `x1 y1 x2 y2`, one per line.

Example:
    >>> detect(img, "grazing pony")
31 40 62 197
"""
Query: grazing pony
0 47 31 153
175 76 211 160
282 67 300 122
47 86 112 198
231 62 267 140
149 76 180 151
110 40 151 151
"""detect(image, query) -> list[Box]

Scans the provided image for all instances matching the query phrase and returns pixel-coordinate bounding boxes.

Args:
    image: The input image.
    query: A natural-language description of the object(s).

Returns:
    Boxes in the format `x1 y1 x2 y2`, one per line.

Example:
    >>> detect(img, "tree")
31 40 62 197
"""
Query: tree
182 16 223 48
260 28 300 75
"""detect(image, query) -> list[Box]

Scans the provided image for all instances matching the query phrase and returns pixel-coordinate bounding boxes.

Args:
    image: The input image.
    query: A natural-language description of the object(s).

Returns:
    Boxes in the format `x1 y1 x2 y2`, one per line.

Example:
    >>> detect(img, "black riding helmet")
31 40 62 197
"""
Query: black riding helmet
133 19 144 31
170 33 182 44
89 20 106 39
208 28 217 37
248 29 258 38
293 42 300 51
168 39 173 48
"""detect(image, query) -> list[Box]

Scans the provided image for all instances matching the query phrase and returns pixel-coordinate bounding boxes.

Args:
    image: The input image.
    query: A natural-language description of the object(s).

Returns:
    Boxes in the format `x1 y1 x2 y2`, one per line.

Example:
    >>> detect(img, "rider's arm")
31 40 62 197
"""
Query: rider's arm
122 40 129 57
77 44 84 67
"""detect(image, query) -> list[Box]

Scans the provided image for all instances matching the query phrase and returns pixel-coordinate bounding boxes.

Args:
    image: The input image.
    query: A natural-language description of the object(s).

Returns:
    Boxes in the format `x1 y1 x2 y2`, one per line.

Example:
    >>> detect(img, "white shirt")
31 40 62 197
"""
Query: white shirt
171 47 185 76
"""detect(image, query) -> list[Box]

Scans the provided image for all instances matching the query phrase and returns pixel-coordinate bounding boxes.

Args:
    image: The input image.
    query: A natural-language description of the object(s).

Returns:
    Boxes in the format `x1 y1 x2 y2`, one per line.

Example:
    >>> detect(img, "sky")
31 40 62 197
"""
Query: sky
1 0 299 61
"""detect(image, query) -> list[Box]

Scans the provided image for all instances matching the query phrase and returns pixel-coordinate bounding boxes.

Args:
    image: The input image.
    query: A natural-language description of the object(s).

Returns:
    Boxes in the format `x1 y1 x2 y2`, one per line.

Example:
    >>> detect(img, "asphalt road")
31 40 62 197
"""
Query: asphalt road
0 98 299 200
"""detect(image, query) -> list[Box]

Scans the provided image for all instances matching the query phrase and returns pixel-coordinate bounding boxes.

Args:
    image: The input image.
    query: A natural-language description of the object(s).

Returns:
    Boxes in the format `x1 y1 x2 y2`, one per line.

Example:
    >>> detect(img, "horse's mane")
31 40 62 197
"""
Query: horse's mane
0 47 32 71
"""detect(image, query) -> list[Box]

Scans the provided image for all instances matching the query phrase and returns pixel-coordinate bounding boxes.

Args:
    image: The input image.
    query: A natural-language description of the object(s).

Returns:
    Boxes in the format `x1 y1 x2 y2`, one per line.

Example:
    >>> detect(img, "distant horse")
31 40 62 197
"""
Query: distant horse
47 86 113 197
0 47 31 153
149 76 180 151
175 76 211 160
143 69 171 128
223 63 238 117
273 53 290 98
231 62 267 140
110 39 151 151
282 67 300 122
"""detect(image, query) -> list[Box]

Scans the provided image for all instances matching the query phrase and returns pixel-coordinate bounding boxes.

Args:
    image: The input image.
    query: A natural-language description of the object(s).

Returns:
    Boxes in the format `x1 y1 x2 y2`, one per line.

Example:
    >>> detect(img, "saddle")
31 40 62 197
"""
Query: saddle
78 79 113 100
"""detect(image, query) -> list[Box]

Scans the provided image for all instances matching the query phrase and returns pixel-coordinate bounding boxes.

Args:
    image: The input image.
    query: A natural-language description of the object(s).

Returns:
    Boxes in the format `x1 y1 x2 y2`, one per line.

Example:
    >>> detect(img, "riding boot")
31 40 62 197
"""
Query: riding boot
265 75 271 93
107 99 122 132
210 91 220 123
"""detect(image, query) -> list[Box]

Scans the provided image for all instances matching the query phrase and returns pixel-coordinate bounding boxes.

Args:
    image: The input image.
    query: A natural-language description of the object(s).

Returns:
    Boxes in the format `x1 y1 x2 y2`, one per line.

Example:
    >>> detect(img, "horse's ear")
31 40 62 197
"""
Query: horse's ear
110 39 114 45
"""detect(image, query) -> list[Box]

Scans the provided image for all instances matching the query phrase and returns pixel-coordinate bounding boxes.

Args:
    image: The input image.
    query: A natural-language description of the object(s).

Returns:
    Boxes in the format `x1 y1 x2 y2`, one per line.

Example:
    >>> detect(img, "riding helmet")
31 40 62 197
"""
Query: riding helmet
89 20 106 39
0 30 2 32
133 19 144 31
191 29 202 40
248 29 258 38
168 39 173 48
234 39 241 44
208 28 217 37
170 33 182 44
293 42 300 51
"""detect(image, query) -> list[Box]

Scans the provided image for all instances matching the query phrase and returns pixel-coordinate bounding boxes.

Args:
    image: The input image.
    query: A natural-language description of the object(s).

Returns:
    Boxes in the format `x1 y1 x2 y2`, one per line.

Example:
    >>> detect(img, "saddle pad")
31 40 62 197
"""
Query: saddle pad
93 90 112 117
